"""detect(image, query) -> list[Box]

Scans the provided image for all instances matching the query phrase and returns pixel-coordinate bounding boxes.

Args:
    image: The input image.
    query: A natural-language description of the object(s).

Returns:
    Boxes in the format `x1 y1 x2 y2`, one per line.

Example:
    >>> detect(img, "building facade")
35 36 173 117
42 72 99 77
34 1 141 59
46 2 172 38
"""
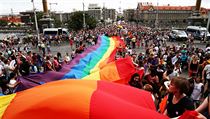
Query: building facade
52 12 73 23
123 2 209 28
123 9 135 22
86 4 116 22
19 11 34 25
0 15 22 25
87 4 102 21
102 8 116 23
135 2 194 28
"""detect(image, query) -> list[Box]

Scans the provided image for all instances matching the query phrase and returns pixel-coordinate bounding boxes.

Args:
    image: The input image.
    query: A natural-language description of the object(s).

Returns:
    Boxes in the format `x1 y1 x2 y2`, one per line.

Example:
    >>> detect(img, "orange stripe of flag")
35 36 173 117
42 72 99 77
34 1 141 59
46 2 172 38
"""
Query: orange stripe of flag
2 80 97 119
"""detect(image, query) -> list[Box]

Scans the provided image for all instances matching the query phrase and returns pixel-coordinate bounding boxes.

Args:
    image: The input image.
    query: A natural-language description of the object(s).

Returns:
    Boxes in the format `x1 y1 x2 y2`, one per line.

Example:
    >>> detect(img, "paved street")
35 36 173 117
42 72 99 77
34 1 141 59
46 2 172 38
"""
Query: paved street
30 39 207 57
0 36 207 94
27 39 208 79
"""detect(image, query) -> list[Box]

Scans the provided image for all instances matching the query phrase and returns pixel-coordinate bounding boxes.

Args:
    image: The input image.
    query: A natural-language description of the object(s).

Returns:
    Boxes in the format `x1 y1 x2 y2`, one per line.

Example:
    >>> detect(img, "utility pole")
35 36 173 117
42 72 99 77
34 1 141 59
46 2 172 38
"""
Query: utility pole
119 1 122 14
204 13 210 43
83 0 86 29
49 3 58 17
155 0 159 29
31 0 40 41
11 8 14 18
103 2 106 27
60 13 63 27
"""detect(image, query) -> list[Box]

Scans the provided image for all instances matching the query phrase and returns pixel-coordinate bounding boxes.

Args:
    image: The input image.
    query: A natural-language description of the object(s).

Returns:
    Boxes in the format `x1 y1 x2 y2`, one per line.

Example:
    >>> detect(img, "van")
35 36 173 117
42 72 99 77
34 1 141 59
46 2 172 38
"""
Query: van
43 28 70 39
186 26 210 40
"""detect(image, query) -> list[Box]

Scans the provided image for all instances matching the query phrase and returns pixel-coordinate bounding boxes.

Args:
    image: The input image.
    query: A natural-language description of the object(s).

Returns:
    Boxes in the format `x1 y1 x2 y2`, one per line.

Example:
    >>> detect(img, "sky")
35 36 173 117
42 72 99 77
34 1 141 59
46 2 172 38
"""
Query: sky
0 0 210 15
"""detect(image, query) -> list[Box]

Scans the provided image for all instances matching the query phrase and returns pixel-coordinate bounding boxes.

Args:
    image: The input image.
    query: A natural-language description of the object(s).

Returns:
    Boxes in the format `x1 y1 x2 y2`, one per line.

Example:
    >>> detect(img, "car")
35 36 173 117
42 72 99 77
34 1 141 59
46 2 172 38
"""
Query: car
168 30 188 41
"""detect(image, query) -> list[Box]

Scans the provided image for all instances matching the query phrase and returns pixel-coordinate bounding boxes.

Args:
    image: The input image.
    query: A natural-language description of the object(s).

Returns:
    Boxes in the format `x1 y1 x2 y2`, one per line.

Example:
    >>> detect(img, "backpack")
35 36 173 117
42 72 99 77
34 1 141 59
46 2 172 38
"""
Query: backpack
181 54 188 62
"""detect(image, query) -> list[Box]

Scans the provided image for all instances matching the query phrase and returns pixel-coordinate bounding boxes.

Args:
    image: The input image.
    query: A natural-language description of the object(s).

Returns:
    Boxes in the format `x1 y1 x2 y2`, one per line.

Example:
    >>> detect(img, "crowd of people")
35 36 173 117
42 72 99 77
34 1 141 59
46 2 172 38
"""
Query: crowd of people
116 24 210 118
0 23 210 118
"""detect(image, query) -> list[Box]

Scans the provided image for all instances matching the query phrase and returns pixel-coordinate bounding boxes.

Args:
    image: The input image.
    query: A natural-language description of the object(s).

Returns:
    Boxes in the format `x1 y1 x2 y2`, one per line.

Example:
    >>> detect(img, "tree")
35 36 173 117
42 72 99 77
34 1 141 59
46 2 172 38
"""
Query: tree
67 11 97 31
31 12 44 30
85 14 97 29
117 16 124 21
0 20 8 26
31 12 43 23
128 18 135 22
9 22 16 27
54 19 62 27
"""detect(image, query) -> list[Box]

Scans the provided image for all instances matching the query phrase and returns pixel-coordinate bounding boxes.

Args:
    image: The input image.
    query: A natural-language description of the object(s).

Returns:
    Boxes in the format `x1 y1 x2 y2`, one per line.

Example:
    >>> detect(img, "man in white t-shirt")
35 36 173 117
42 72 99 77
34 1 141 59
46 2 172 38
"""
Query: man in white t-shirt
202 59 210 81
191 78 204 108
172 53 180 65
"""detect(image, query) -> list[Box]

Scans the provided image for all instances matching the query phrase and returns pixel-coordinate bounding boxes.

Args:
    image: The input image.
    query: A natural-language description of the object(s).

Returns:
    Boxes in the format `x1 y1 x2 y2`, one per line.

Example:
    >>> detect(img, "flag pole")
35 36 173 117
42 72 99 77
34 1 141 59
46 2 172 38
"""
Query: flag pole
83 0 86 29
31 0 40 41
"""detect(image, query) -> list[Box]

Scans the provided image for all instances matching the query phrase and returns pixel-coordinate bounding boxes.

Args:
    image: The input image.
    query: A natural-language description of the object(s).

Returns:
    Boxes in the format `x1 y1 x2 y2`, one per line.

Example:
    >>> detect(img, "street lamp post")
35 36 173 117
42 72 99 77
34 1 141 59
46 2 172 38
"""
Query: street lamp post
31 0 40 41
155 0 159 29
59 12 63 27
83 0 86 29
204 13 210 42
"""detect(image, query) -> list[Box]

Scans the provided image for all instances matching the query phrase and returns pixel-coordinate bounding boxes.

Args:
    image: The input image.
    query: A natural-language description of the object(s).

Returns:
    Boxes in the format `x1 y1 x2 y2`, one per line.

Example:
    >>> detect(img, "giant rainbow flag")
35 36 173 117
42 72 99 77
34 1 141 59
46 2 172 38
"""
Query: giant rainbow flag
15 35 137 92
0 80 169 119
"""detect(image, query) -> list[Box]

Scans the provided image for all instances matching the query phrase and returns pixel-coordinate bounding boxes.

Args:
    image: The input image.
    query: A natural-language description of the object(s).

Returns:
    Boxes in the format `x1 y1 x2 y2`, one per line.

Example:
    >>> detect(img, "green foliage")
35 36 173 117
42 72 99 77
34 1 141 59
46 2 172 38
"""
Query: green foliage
117 16 124 21
0 20 8 26
51 13 62 27
67 11 97 31
31 12 43 23
128 18 136 22
9 22 16 26
54 19 62 27
86 14 97 29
